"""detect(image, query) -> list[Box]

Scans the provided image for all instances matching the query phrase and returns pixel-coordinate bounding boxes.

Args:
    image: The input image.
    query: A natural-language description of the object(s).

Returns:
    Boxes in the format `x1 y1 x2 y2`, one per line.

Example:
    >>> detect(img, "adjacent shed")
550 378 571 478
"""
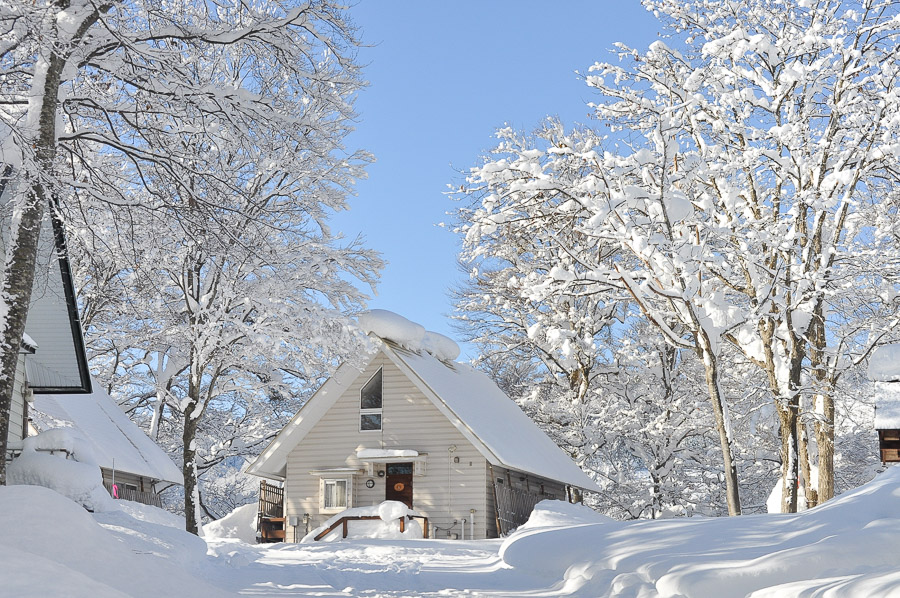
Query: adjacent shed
30 384 183 505
871 344 900 463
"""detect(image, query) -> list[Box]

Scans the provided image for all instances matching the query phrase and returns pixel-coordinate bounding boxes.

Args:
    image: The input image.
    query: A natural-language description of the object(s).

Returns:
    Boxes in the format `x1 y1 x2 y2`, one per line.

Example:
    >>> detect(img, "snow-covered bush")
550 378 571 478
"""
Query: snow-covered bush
7 429 114 512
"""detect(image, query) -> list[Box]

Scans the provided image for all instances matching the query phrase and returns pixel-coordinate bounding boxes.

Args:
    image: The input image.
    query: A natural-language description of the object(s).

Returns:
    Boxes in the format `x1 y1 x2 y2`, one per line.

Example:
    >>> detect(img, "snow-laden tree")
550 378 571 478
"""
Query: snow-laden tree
65 147 380 532
455 0 900 515
0 0 379 519
454 122 724 518
583 0 900 510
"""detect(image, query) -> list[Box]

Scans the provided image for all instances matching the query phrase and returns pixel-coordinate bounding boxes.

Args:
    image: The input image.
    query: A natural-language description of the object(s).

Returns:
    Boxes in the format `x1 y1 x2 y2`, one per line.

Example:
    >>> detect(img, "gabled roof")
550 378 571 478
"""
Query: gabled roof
247 339 600 491
0 167 91 393
30 384 183 486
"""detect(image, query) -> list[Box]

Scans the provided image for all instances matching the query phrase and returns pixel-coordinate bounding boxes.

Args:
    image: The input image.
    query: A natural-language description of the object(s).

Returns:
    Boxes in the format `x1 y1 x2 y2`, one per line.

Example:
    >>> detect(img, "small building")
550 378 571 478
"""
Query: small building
872 344 900 463
246 310 600 541
29 384 183 506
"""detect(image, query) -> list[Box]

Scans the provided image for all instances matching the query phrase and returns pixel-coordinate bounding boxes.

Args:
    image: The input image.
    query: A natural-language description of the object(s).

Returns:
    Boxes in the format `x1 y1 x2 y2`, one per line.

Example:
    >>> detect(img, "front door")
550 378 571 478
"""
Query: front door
385 462 413 508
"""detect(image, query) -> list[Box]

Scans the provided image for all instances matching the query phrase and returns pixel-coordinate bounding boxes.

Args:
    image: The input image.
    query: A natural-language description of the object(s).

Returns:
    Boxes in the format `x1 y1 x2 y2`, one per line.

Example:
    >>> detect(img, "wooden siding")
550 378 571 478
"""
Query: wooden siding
7 353 28 449
22 218 86 390
285 353 492 540
489 465 569 536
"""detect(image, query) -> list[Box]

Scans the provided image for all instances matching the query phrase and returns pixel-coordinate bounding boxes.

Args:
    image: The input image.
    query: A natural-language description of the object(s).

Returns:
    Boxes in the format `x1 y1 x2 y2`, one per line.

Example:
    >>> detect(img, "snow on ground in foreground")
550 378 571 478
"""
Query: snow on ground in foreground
8 468 900 596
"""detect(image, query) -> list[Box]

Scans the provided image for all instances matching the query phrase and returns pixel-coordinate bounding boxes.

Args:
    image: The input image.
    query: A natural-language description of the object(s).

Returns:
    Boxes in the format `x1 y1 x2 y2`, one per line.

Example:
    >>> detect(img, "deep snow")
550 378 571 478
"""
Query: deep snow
6 468 900 596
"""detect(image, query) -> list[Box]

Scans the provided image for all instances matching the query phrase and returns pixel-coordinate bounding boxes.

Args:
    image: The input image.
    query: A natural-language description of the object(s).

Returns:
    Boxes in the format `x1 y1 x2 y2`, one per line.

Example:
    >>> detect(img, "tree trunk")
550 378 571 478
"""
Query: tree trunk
697 331 741 516
779 349 805 513
798 422 818 508
809 303 834 503
182 365 202 534
0 17 69 482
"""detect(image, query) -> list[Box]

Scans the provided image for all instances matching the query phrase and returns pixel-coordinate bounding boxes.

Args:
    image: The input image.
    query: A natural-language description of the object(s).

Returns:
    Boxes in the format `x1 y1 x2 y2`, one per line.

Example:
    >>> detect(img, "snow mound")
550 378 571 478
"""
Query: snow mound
358 309 460 361
302 502 424 543
203 502 259 544
8 428 114 512
499 468 900 597
870 343 900 382
0 485 227 597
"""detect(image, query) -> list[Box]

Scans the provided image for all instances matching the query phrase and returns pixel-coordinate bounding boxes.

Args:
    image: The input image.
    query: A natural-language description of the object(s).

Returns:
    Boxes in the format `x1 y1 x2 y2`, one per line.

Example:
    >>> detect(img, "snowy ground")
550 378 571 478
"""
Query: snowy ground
5 468 900 597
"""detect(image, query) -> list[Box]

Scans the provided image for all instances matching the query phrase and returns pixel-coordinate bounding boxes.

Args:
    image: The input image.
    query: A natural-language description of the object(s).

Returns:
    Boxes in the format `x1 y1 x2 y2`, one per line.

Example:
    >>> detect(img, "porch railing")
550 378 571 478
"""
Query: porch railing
103 481 163 508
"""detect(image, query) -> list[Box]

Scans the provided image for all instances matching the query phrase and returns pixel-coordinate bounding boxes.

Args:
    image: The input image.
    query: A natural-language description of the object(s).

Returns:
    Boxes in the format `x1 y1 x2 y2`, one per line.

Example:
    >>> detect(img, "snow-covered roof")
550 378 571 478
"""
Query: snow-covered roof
874 381 900 430
388 344 599 490
870 344 900 383
248 310 600 491
30 385 183 486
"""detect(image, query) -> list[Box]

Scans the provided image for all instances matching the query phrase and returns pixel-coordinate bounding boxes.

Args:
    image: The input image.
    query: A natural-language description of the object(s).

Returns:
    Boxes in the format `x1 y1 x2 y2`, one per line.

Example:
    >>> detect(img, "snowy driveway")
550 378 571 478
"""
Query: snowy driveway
205 538 559 597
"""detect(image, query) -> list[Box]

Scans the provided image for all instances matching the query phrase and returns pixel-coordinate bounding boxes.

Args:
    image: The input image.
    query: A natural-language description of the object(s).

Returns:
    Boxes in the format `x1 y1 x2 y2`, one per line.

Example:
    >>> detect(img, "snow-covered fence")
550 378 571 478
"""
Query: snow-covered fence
494 483 545 536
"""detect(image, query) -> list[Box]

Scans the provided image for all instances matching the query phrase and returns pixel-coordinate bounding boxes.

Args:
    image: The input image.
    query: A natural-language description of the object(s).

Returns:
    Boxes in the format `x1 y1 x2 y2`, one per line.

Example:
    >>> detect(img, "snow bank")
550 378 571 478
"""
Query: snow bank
0 485 229 597
8 428 114 512
869 343 900 382
203 502 259 544
301 501 424 543
500 468 900 597
358 309 461 361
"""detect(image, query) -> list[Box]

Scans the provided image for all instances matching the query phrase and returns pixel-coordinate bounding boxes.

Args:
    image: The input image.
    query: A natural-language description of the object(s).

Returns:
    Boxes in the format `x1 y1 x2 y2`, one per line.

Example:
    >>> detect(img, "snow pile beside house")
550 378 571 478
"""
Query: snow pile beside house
500 468 900 597
301 501 424 543
0 485 228 597
203 502 259 544
358 309 460 361
7 428 115 512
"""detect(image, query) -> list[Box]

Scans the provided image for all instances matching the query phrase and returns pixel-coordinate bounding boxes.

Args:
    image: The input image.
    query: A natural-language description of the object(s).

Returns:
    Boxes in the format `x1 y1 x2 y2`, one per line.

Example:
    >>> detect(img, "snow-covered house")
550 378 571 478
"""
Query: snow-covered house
2 192 92 458
872 344 900 463
247 310 600 541
29 385 183 504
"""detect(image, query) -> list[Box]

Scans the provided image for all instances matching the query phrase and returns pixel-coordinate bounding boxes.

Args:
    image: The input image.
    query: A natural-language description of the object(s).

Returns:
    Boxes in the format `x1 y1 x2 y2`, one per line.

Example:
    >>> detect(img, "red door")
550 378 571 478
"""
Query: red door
385 462 413 508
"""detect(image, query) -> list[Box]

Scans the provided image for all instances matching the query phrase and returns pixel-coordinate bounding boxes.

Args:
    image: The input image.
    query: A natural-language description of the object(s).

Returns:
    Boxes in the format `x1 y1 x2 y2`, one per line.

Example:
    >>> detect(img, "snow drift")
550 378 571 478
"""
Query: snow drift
501 468 900 596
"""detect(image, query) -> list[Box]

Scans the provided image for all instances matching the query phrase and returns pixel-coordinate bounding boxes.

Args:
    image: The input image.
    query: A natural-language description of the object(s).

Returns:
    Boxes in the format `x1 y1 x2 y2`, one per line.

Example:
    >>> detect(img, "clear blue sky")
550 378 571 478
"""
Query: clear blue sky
333 2 660 358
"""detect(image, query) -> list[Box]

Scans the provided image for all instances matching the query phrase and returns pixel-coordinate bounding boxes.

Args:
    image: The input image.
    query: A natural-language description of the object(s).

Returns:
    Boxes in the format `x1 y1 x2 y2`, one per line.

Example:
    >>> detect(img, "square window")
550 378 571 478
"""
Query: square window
323 479 348 510
360 413 382 431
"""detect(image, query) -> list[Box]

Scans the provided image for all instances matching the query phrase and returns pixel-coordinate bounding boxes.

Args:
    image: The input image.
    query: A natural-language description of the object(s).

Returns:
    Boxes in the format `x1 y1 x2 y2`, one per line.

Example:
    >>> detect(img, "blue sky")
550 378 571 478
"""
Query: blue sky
333 2 659 358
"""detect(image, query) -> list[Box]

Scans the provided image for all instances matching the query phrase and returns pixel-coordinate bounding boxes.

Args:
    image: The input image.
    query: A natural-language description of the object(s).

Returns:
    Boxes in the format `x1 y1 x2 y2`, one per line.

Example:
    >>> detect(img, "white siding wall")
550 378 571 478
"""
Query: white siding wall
23 218 83 388
285 353 492 540
7 353 29 450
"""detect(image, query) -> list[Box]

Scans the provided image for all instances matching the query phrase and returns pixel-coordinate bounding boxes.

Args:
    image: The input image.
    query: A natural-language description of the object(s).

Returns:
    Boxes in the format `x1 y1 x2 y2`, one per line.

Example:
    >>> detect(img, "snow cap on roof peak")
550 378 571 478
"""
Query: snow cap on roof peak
357 309 461 361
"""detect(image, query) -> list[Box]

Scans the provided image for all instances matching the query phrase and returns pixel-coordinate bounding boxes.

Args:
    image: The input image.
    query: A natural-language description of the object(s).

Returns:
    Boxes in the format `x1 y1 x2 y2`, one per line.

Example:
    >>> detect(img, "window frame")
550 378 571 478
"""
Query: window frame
359 367 383 432
321 477 351 513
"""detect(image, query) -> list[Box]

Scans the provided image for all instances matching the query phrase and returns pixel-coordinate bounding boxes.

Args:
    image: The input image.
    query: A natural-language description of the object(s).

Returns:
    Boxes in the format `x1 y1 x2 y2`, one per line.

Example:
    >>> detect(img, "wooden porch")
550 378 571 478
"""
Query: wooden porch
257 480 285 543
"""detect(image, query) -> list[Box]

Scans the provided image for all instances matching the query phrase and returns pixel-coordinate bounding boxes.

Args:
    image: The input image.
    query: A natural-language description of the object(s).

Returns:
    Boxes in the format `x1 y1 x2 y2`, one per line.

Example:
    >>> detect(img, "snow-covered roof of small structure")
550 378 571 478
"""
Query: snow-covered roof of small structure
30 384 183 486
248 310 599 492
874 382 900 430
870 344 900 383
